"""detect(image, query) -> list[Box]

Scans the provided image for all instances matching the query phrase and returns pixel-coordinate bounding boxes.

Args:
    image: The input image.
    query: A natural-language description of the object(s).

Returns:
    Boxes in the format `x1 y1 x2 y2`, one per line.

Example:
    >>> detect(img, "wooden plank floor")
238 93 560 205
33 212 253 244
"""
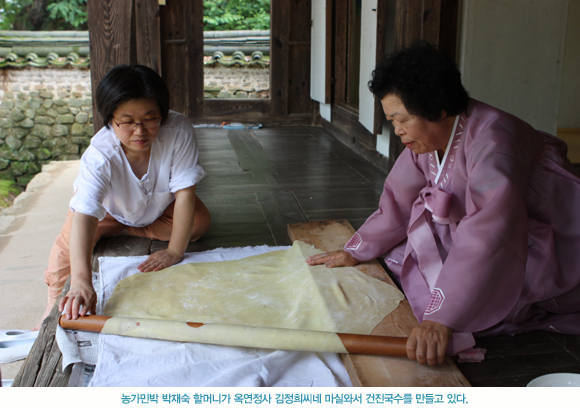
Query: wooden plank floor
188 126 580 387
190 127 386 249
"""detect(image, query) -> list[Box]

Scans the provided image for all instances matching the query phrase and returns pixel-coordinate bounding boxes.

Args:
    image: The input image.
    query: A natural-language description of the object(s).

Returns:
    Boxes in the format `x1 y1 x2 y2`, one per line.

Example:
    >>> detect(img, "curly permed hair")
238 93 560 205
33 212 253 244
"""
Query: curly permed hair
368 42 469 121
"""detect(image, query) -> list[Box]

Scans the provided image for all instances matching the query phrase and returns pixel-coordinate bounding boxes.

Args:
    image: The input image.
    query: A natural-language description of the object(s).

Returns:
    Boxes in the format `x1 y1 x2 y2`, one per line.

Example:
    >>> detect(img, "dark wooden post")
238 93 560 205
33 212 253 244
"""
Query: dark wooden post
87 0 134 133
394 0 457 55
134 0 162 74
373 0 391 136
159 0 204 117
287 0 314 116
270 0 289 117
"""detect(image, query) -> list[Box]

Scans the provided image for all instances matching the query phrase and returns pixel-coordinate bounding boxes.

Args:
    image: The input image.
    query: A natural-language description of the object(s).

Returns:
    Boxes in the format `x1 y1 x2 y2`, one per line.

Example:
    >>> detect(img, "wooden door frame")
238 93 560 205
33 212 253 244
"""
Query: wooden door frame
200 0 313 124
88 0 313 129
159 0 204 118
327 0 459 169
160 0 313 124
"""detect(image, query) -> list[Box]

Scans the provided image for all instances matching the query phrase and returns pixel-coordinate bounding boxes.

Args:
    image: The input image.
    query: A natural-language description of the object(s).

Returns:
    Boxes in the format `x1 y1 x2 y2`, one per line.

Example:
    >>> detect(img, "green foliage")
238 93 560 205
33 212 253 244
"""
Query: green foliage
1 0 269 31
46 0 87 28
0 0 87 30
0 179 21 209
204 0 270 31
0 0 32 30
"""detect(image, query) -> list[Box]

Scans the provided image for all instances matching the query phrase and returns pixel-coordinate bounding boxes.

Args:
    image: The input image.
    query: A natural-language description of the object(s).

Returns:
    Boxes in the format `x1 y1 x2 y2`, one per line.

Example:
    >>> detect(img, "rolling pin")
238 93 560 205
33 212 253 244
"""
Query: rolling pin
59 315 408 357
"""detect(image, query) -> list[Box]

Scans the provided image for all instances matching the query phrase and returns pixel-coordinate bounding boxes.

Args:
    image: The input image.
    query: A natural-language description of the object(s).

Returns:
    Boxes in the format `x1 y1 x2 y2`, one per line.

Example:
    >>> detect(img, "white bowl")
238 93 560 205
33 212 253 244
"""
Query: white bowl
1 379 13 387
527 373 580 387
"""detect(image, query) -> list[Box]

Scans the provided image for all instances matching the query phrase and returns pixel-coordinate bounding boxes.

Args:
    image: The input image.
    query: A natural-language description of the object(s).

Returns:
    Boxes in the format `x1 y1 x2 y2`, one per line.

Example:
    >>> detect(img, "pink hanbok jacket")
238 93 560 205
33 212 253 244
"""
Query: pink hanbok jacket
344 99 580 351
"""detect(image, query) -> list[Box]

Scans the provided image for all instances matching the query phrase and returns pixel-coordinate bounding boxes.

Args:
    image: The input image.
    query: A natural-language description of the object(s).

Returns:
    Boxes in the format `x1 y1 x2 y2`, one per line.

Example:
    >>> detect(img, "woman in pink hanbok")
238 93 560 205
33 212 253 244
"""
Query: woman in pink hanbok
307 42 580 366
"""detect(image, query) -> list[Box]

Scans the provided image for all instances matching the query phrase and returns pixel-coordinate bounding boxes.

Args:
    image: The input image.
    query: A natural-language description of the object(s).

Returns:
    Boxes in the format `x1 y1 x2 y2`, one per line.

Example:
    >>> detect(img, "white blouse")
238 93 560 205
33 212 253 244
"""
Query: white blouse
70 110 206 227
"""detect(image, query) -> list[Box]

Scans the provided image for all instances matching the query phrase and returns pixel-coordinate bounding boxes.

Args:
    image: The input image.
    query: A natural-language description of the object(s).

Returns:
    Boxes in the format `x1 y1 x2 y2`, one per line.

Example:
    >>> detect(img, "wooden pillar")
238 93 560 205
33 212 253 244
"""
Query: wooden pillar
287 0 314 115
88 0 163 132
270 0 289 117
332 0 349 105
373 0 391 135
394 0 457 56
394 0 441 49
87 0 134 133
439 0 459 60
134 0 162 74
159 0 204 117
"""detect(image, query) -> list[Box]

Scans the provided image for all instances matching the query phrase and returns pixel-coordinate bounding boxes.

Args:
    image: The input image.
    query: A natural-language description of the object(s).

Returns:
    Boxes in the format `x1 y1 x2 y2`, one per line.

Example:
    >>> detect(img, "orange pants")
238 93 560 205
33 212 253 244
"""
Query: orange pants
44 197 211 305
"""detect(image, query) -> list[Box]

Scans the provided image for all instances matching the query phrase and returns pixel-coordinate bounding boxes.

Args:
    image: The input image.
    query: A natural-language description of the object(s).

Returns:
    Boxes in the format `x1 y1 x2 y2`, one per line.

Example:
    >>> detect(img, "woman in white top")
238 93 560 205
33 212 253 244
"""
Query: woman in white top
36 65 211 329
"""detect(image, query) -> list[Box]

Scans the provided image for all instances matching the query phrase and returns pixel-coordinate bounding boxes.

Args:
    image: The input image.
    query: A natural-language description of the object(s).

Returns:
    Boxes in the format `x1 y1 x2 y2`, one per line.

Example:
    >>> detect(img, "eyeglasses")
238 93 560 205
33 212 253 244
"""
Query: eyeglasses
113 118 161 131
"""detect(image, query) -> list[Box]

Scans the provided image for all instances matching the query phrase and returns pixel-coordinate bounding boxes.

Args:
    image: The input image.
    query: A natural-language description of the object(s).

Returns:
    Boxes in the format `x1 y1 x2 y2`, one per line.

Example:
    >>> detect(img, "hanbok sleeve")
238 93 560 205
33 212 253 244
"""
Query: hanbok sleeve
168 123 207 193
424 148 530 334
344 150 427 261
69 148 111 221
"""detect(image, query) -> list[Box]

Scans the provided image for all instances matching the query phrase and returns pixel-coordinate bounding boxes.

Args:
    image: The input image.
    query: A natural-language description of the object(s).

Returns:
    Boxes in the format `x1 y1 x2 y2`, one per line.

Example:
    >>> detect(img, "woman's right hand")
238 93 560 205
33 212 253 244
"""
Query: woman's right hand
305 250 359 268
61 211 99 320
58 277 96 320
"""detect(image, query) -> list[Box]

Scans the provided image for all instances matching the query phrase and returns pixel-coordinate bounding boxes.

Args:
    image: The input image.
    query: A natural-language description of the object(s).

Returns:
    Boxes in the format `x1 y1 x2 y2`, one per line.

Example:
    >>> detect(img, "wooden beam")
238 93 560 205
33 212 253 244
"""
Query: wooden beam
287 0 313 114
332 0 348 105
422 0 442 47
270 0 289 117
159 2 186 115
188 0 204 117
134 0 162 74
202 99 270 119
324 0 333 105
159 0 203 117
439 0 459 60
345 0 360 105
12 279 73 387
373 0 390 135
395 0 421 49
394 0 445 49
87 0 133 133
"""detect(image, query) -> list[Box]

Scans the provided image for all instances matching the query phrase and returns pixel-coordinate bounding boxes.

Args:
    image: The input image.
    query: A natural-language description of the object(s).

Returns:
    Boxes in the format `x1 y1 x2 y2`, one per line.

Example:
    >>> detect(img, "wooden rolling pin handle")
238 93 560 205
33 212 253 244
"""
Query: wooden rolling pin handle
337 333 408 357
59 314 111 332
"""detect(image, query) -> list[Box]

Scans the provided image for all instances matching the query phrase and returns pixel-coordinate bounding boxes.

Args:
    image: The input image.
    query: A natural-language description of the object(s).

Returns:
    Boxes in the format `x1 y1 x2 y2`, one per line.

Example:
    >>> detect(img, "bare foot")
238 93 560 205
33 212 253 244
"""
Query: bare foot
33 304 54 331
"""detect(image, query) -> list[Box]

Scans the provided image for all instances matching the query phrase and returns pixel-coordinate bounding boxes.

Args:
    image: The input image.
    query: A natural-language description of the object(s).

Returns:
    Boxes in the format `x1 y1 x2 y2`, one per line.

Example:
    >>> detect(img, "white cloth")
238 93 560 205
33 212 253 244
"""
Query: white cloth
70 110 206 227
87 246 352 387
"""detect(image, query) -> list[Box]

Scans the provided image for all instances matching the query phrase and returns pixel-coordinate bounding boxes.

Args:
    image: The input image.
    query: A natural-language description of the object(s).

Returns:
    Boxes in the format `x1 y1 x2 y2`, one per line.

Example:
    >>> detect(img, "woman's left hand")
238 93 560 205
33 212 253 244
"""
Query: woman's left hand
138 248 183 272
305 250 359 268
406 320 452 366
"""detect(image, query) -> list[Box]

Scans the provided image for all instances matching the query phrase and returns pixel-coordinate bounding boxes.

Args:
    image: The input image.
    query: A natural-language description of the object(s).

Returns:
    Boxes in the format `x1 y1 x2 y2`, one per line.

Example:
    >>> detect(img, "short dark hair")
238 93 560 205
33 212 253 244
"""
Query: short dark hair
368 42 469 121
95 64 170 128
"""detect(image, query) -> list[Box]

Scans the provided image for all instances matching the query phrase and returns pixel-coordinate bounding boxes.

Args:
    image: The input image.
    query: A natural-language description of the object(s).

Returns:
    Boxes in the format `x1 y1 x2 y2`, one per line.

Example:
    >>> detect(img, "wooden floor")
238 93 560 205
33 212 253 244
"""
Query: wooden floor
189 126 386 249
185 126 580 387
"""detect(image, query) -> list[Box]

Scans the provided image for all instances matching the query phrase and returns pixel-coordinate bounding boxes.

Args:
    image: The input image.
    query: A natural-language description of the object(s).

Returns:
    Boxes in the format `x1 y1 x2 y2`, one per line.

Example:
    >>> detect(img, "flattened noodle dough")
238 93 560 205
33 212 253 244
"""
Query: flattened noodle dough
104 240 404 335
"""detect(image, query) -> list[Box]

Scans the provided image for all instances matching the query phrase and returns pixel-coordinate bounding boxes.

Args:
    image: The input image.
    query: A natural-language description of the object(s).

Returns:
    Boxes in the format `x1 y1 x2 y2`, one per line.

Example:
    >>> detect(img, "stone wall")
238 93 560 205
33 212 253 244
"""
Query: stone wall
204 64 270 99
0 64 270 186
0 67 92 186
